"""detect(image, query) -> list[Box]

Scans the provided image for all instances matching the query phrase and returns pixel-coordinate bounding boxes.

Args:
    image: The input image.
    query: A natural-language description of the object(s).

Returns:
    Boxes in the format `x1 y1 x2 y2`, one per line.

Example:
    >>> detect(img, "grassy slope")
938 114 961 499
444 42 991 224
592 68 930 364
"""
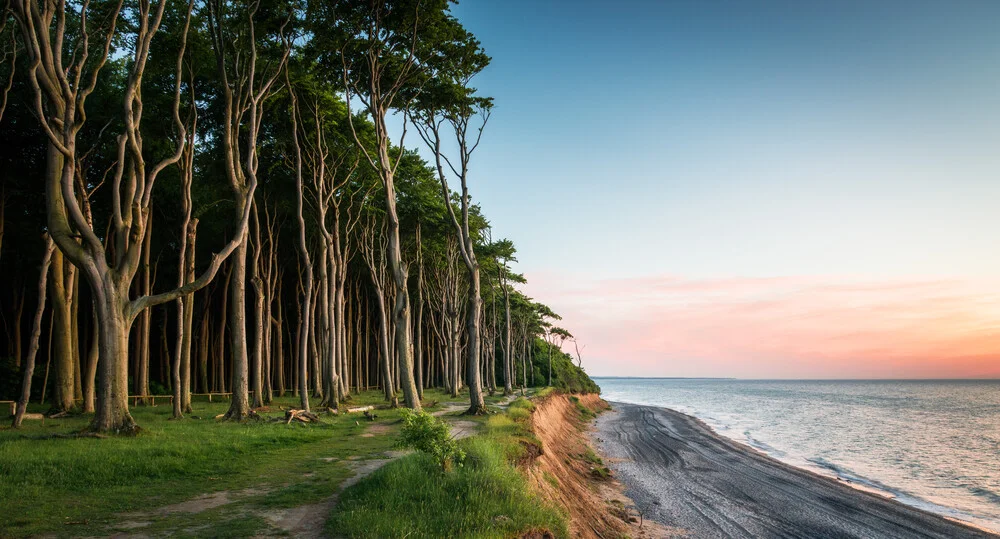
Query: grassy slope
0 390 461 537
328 396 568 538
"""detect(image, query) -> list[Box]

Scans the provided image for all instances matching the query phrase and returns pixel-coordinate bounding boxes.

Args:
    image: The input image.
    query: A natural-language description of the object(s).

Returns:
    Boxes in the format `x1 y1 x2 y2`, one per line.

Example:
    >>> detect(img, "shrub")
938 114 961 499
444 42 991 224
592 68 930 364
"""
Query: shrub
397 409 466 471
507 407 531 422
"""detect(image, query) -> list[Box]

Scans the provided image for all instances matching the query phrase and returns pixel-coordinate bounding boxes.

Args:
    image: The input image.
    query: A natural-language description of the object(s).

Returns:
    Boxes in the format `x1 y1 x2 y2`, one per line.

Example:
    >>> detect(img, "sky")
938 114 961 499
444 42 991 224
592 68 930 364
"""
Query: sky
417 0 1000 378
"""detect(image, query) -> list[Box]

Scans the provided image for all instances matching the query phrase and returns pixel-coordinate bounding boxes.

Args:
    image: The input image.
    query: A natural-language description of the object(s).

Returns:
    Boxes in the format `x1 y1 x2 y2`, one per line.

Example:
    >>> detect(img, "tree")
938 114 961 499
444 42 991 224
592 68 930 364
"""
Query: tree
11 235 53 428
410 27 492 414
310 0 480 411
206 0 291 420
10 0 250 433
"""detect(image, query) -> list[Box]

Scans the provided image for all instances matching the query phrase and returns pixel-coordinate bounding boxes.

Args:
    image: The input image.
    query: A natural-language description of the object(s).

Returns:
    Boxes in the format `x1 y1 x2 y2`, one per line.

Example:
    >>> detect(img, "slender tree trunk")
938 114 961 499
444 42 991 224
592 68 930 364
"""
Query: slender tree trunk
374 292 394 403
135 214 153 404
48 248 75 413
71 274 82 402
274 277 285 397
12 286 24 368
83 304 98 412
465 269 486 413
181 235 196 412
502 288 513 395
225 232 252 419
250 208 265 409
13 237 55 428
198 300 210 395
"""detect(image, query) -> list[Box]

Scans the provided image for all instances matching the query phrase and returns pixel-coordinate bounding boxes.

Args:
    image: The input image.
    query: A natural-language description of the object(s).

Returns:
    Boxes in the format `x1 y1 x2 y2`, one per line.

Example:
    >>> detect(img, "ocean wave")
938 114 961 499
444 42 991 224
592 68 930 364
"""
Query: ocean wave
743 431 788 458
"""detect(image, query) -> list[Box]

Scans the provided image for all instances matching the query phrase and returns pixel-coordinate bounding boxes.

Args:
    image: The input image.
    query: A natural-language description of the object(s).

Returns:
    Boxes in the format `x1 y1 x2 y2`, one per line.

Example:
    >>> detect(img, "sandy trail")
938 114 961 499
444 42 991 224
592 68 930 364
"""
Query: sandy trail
595 402 996 539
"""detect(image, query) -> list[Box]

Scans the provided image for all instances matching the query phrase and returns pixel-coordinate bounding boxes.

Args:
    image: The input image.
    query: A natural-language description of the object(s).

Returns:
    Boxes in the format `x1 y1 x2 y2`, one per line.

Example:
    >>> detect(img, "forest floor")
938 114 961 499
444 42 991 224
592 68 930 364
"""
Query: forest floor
0 388 511 538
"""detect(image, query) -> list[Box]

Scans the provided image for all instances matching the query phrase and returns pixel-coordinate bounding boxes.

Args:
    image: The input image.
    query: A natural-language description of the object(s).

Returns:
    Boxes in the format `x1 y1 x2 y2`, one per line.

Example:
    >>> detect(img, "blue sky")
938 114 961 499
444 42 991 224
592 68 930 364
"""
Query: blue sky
406 1 1000 376
436 0 1000 281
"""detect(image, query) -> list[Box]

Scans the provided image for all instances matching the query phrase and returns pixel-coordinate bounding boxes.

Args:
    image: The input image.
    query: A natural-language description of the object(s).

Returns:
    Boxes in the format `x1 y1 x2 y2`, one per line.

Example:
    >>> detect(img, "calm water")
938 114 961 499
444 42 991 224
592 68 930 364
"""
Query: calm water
596 378 1000 532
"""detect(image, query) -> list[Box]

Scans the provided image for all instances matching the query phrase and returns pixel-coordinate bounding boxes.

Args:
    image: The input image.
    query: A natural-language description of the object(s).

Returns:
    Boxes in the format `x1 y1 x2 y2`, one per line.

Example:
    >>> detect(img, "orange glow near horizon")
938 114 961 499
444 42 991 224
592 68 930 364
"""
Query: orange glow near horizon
525 273 1000 379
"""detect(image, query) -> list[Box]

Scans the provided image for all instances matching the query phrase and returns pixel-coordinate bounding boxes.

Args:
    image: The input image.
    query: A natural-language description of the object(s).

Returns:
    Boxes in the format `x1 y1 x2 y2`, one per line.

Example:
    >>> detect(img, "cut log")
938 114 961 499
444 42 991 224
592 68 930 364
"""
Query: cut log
284 409 321 424
346 405 374 413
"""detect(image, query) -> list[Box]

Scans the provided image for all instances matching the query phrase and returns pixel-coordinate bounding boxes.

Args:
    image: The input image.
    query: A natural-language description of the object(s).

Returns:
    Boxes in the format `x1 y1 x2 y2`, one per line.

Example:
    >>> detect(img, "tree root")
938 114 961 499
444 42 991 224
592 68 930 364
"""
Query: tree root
220 409 262 422
464 404 491 416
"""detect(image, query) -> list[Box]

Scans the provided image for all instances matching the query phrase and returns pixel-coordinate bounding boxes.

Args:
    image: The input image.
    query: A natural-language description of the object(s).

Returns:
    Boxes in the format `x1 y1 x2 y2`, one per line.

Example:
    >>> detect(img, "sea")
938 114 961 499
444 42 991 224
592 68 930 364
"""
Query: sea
595 377 1000 533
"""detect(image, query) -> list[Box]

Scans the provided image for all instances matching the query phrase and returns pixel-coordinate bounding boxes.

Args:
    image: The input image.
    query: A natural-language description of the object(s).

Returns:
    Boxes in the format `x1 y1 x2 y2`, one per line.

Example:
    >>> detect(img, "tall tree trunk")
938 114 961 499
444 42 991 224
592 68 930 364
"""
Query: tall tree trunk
465 270 486 413
224 232 252 419
13 237 55 428
274 276 285 397
198 298 210 395
250 207 265 409
502 287 513 395
91 277 139 434
374 292 393 403
135 213 153 404
48 248 75 413
181 228 197 412
71 274 82 402
83 304 98 412
12 286 24 367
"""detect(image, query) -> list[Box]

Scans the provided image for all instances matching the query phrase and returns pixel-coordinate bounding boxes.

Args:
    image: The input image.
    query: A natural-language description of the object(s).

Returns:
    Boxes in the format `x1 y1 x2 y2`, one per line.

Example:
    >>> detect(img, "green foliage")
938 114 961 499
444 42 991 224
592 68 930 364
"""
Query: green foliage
330 401 566 538
531 338 601 394
328 437 565 539
398 409 465 471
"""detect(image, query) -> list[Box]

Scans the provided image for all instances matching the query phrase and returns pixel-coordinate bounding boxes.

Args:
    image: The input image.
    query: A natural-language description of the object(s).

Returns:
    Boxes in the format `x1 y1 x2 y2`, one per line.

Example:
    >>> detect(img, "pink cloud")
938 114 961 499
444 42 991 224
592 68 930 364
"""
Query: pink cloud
523 272 1000 379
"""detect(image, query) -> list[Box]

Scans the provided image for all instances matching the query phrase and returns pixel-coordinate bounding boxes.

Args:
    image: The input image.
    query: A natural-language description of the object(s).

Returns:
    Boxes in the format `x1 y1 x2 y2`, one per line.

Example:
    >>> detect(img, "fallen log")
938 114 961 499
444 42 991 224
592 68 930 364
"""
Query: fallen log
346 405 374 413
284 409 321 424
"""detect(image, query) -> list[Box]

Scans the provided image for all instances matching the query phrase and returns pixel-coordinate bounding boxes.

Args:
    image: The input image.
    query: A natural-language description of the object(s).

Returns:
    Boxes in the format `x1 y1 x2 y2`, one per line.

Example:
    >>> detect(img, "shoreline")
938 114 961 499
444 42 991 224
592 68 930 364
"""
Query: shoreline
593 401 998 538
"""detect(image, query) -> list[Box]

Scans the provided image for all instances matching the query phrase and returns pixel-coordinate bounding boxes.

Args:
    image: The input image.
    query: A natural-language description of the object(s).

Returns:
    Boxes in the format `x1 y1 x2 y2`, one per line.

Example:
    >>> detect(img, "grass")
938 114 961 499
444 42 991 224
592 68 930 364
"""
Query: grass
535 386 556 399
0 390 447 537
328 391 568 538
569 395 596 420
0 387 558 537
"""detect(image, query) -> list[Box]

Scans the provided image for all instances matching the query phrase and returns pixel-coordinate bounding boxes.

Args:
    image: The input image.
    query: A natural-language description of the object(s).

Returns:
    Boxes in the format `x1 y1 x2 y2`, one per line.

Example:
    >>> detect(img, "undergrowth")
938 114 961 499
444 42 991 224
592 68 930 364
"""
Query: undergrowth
328 392 567 538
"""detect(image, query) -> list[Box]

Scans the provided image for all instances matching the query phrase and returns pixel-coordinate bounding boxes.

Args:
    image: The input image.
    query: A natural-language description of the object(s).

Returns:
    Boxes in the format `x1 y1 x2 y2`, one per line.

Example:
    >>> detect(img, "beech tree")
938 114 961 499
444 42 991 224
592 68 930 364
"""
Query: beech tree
206 0 291 420
10 0 253 433
410 28 492 413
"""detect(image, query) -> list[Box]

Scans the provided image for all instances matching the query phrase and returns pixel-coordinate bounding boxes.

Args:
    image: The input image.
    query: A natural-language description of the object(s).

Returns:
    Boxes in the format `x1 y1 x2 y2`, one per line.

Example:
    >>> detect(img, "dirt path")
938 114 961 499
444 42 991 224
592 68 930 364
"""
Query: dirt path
259 451 409 537
110 398 517 538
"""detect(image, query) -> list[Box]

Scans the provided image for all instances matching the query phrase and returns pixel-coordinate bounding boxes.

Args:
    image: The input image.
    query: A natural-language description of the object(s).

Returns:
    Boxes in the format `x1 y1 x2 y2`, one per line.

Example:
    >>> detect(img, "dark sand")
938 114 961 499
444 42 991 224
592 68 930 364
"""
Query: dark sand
595 403 997 539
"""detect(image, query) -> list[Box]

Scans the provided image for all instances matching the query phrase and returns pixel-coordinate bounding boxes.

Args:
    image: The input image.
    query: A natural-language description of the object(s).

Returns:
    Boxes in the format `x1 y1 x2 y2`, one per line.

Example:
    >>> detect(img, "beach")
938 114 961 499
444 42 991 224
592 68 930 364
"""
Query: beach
594 402 997 538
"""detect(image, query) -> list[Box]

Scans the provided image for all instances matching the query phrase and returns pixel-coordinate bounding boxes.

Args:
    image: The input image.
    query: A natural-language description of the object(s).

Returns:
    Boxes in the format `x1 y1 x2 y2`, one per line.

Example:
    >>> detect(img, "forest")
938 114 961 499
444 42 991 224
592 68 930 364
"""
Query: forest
0 0 597 435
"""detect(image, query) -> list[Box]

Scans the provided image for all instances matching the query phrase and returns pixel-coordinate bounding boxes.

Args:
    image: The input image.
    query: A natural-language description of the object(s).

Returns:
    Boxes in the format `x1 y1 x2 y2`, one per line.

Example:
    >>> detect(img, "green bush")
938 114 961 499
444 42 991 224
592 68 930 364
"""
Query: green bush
397 409 466 471
528 339 601 394
329 433 566 538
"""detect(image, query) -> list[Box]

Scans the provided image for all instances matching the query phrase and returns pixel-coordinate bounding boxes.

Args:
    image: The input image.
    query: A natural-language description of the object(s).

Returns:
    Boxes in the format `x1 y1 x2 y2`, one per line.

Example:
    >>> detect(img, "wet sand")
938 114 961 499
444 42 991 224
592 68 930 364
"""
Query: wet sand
594 402 997 538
